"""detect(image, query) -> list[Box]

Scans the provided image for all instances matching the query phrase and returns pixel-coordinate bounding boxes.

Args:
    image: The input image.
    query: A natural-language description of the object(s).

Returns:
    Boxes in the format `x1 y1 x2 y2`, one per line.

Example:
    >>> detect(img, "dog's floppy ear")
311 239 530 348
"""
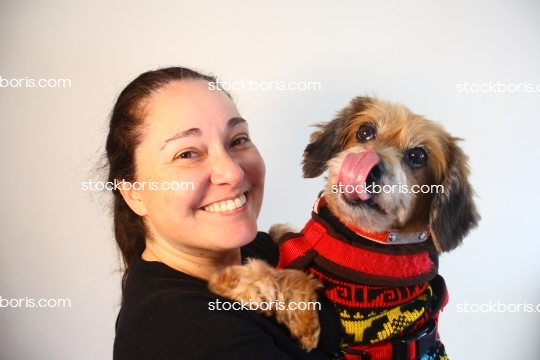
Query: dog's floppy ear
302 96 372 178
430 140 480 253
302 120 347 178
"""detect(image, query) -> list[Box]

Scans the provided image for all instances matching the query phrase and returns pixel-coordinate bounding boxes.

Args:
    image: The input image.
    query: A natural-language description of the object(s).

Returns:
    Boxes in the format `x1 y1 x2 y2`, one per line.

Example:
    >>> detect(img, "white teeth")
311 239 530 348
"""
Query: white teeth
204 194 247 213
220 202 228 212
234 197 243 208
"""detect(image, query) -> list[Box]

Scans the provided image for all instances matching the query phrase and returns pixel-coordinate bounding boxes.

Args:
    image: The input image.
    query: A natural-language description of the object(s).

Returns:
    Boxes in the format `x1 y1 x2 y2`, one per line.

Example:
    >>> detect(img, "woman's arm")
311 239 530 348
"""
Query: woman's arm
114 291 331 360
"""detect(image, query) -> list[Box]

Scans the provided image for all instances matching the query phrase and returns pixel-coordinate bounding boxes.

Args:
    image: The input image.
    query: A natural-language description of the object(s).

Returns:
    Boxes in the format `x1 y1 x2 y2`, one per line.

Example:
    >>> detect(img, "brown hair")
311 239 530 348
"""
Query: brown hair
105 67 219 296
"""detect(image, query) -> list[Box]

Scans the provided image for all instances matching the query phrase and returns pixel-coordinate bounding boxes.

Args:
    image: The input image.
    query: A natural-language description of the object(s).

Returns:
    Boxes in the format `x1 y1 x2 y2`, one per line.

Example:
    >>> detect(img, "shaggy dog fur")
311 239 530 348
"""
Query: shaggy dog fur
209 96 479 351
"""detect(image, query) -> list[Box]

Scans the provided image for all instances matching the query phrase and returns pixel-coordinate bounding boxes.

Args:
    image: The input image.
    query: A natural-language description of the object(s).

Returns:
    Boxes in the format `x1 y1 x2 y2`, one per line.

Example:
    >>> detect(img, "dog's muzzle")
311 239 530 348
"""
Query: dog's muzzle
336 149 382 201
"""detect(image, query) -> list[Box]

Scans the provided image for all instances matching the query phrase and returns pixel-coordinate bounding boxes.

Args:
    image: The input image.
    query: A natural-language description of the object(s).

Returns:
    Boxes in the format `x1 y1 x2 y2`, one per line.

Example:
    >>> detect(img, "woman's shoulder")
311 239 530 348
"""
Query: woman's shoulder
114 236 332 360
117 232 279 325
119 254 222 316
115 257 262 358
114 255 323 360
122 231 278 300
115 290 330 360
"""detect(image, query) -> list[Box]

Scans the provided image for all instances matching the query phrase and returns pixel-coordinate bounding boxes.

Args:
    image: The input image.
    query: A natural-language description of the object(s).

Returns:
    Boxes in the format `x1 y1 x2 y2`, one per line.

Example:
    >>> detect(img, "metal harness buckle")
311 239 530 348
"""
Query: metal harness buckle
391 319 437 360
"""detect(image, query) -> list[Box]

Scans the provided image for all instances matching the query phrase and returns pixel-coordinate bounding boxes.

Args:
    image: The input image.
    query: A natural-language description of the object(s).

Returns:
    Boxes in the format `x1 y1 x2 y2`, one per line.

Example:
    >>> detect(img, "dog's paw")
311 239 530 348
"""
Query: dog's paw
292 313 321 351
274 269 323 351
208 259 279 316
269 223 298 243
208 260 323 350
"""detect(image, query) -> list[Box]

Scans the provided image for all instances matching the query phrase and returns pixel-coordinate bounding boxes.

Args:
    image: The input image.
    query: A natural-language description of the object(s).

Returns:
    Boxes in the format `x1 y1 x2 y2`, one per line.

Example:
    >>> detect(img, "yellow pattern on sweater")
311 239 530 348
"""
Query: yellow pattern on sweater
339 286 433 346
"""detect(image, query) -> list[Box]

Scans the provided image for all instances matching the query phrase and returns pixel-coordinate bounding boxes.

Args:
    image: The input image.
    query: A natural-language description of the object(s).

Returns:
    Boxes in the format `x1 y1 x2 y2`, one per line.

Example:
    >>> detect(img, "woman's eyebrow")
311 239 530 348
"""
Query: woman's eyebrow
160 117 247 151
161 128 202 150
228 117 247 128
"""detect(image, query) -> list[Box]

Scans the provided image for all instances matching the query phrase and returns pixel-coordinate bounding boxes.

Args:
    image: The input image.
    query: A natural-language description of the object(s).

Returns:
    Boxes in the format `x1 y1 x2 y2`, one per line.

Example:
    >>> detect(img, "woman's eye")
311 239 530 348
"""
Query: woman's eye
231 136 250 147
356 124 376 142
176 151 198 159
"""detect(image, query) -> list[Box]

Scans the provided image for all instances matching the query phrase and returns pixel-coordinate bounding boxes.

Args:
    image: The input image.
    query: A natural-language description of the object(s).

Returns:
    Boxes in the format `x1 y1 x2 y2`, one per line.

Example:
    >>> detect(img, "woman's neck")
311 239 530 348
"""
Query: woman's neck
141 238 242 281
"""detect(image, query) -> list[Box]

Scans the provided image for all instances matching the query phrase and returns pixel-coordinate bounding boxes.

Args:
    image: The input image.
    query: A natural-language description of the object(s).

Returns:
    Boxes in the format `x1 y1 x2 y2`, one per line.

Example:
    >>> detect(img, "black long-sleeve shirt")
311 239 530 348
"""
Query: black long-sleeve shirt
113 232 340 360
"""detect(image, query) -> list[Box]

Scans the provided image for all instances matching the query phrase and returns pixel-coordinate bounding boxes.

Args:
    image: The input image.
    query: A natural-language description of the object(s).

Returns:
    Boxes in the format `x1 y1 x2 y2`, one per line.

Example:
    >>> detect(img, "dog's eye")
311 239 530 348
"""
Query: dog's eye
356 124 376 142
407 148 427 168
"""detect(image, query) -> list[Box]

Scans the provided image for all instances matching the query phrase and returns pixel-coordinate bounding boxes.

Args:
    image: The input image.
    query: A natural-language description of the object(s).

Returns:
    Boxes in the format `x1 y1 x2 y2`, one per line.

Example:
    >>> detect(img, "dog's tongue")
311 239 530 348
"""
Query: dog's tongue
336 149 380 201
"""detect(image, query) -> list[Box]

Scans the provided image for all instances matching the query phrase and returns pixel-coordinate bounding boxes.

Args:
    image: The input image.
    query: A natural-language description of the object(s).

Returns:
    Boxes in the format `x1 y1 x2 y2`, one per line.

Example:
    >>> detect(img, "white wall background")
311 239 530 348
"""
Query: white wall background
1 1 539 359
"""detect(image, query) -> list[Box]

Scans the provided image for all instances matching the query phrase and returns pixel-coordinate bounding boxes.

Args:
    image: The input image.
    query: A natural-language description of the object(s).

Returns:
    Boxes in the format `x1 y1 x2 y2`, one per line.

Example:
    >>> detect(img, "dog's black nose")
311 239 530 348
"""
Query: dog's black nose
366 162 384 184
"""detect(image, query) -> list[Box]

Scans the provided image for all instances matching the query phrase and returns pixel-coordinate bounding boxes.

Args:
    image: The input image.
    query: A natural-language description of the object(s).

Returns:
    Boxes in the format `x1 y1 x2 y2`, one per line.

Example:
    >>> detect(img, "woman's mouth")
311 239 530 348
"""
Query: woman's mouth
203 193 247 213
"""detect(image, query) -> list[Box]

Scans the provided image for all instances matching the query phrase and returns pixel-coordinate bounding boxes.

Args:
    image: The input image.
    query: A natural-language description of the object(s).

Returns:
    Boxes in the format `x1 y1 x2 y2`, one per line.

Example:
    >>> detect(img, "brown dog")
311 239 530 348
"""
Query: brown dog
209 96 479 358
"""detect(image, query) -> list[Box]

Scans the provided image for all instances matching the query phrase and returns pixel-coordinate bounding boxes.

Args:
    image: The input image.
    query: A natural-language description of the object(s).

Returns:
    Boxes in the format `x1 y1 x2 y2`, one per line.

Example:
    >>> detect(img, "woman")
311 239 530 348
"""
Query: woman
107 67 339 359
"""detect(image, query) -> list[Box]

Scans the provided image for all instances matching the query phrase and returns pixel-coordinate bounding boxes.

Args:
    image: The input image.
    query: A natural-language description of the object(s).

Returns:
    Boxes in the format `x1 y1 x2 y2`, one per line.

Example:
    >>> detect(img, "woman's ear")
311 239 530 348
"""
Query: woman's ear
118 180 148 217
429 141 480 253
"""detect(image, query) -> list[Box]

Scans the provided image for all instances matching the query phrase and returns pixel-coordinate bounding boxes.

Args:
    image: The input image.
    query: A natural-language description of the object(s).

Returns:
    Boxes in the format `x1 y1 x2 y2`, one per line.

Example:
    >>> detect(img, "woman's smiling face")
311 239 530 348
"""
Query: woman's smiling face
124 80 265 256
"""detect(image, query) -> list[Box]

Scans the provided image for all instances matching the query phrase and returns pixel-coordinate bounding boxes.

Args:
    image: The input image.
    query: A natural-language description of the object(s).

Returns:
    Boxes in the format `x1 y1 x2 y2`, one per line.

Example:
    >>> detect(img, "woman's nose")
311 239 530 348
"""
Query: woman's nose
209 150 244 186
